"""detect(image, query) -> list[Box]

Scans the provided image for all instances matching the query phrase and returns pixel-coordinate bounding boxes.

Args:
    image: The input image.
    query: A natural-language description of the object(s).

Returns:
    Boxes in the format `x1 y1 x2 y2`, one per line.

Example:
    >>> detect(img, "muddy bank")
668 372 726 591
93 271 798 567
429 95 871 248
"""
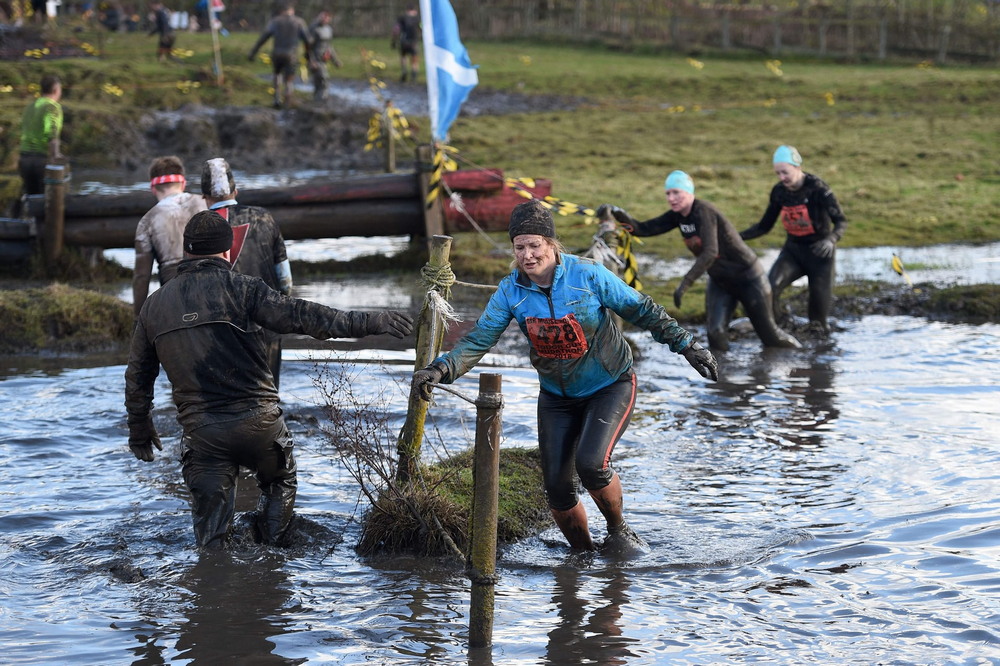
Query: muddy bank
93 78 588 176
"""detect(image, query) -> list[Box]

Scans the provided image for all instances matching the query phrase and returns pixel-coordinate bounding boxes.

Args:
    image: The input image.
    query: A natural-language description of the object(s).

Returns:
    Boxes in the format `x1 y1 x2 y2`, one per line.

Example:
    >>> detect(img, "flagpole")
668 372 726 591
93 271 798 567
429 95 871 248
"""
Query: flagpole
418 0 439 143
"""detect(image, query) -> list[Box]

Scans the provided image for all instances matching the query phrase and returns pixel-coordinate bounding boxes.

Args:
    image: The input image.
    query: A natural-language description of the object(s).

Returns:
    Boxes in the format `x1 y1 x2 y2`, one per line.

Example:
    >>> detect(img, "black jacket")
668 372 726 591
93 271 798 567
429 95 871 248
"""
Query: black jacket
125 257 371 432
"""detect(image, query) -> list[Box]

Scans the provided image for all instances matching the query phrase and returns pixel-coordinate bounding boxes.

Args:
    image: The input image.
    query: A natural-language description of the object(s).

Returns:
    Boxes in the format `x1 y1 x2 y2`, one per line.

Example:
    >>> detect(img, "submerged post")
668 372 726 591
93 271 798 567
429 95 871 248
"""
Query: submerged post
396 234 453 484
469 372 503 650
42 163 68 267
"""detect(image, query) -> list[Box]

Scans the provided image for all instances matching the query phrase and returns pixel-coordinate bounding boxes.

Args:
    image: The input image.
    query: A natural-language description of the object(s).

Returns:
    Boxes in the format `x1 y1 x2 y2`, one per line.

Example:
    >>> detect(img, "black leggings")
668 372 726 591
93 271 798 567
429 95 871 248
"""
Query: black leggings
769 240 835 329
537 371 636 511
706 270 800 351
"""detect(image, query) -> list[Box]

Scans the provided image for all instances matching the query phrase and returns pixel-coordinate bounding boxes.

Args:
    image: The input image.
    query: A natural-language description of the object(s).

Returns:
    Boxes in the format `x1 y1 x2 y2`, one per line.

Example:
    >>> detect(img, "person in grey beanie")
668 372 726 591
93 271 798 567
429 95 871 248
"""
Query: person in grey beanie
412 200 718 557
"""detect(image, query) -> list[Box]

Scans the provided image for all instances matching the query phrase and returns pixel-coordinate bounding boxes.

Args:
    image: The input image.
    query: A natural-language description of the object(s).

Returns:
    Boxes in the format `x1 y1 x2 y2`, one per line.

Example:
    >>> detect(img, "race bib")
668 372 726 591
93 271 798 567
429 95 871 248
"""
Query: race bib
526 314 588 359
780 204 817 236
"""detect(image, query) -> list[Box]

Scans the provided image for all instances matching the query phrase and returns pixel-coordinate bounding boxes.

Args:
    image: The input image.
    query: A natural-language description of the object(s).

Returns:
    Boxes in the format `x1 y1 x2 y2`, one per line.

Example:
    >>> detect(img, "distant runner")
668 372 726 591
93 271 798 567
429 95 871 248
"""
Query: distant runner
740 145 848 334
599 170 800 351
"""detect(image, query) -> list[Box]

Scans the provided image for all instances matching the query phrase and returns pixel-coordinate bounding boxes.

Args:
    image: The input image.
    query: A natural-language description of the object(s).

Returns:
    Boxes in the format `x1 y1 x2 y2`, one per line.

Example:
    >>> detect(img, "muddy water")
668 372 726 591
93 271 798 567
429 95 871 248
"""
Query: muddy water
3 261 1000 664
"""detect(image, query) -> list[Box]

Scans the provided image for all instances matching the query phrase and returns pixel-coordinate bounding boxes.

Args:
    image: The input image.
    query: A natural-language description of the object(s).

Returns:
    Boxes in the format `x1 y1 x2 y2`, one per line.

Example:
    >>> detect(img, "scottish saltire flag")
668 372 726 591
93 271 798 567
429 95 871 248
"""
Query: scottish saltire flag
420 0 479 142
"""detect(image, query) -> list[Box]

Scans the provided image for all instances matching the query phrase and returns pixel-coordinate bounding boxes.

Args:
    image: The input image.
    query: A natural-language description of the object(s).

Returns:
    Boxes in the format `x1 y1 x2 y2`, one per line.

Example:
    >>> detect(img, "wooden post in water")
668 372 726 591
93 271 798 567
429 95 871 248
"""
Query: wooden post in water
469 372 503 650
395 234 453 484
42 163 68 267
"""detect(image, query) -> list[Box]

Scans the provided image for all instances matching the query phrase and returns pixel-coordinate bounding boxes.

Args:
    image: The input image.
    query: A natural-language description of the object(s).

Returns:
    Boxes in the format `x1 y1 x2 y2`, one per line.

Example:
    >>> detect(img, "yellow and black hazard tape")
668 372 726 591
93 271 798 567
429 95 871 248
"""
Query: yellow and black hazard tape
364 104 414 152
425 145 459 208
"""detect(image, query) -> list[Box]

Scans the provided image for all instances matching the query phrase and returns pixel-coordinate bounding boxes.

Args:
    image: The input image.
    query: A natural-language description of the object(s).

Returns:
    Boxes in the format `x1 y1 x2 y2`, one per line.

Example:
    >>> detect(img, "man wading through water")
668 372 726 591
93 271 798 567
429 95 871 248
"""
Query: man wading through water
413 200 718 556
125 210 413 549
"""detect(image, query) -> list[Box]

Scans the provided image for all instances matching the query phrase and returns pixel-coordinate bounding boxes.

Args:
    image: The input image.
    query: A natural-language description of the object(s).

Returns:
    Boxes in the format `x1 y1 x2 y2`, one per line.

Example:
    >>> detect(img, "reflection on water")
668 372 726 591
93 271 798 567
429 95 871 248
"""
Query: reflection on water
1 297 999 663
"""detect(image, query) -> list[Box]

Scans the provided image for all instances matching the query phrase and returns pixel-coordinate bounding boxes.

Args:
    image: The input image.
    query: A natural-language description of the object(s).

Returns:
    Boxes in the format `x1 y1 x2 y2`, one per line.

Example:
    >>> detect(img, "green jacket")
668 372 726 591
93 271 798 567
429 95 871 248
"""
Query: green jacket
20 96 63 155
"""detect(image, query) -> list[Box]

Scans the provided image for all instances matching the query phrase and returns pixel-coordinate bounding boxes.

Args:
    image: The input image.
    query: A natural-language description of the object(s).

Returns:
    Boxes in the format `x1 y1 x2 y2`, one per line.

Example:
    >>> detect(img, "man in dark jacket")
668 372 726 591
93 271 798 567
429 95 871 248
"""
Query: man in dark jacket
124 210 413 549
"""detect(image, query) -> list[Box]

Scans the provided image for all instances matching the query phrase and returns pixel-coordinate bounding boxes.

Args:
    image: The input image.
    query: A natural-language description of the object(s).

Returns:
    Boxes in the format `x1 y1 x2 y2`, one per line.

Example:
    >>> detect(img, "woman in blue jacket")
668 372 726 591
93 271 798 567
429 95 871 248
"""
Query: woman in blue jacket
412 200 718 554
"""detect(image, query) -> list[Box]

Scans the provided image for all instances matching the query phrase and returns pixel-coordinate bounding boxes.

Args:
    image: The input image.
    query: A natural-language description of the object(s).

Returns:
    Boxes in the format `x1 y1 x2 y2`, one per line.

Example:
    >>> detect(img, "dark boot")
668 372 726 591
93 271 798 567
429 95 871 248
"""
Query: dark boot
255 475 297 546
550 501 595 550
589 474 650 556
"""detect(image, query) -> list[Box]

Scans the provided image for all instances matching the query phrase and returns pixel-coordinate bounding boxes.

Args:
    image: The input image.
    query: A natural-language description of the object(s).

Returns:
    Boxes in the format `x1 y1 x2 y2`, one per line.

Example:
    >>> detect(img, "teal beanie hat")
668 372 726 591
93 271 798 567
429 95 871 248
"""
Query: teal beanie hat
664 170 695 194
773 145 802 167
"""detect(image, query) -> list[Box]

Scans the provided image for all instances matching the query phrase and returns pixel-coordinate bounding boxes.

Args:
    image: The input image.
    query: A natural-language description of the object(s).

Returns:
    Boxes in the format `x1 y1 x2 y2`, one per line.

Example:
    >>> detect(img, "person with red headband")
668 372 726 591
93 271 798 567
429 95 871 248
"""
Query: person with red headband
132 156 207 316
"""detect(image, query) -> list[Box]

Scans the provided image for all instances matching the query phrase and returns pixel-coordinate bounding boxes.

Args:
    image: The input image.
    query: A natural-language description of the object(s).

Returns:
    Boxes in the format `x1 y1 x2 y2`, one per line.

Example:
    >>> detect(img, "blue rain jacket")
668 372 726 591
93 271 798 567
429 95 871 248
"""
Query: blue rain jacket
435 253 693 398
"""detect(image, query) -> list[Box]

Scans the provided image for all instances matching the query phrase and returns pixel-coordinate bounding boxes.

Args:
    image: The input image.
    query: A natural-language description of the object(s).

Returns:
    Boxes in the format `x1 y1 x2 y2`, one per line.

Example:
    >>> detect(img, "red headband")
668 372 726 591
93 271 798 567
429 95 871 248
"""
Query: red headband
150 174 186 187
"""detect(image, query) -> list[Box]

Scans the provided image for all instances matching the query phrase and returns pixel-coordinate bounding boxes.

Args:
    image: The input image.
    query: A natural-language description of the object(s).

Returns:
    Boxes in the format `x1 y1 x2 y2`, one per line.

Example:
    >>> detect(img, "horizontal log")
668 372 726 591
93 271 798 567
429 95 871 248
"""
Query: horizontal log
27 172 423 220
63 199 425 248
442 169 504 193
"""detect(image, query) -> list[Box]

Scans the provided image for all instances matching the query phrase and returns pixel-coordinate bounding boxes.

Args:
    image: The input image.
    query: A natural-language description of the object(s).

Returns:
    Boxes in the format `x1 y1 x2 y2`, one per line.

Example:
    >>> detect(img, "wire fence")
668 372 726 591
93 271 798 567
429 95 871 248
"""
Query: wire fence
208 0 998 64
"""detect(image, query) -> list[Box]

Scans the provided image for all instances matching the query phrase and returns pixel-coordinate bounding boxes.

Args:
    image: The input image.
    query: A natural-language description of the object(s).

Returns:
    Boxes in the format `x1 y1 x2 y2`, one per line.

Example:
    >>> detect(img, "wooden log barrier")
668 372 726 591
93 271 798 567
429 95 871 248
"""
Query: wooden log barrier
469 372 503 650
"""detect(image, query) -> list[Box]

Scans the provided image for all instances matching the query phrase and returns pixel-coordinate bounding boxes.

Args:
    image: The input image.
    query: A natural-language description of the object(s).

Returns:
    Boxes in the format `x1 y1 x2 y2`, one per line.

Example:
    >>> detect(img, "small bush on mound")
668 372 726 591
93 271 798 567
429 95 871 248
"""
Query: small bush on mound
0 283 133 353
356 447 549 558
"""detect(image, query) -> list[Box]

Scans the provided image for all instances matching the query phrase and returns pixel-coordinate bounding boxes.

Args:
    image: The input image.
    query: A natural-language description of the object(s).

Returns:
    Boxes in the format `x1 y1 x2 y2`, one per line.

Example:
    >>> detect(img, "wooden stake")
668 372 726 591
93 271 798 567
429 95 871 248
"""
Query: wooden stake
395 234 453 484
42 163 67 268
469 372 503 650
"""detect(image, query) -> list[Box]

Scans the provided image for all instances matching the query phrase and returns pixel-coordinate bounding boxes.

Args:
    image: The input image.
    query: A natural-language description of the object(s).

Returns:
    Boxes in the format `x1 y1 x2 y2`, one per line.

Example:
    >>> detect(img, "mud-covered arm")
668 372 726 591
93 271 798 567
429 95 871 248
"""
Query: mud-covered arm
132 249 154 317
594 265 692 351
821 186 848 242
741 187 782 241
249 282 408 340
433 286 514 383
124 318 160 425
604 206 679 238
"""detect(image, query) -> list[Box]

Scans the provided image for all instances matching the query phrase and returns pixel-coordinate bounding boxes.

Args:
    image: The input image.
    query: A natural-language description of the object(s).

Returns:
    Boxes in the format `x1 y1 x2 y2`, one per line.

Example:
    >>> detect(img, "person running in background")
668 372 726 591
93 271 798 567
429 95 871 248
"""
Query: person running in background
308 9 342 101
740 145 848 334
390 4 420 83
200 157 292 389
598 170 800 352
247 0 312 108
412 200 718 556
148 1 175 62
132 155 207 316
125 210 413 550
17 74 62 215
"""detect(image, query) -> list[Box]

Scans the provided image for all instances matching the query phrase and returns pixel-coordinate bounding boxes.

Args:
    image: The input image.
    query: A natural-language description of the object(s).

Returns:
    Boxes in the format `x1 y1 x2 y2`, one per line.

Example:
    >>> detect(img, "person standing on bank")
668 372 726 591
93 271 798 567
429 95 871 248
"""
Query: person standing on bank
740 145 847 334
148 1 176 63
17 74 63 212
132 156 207 316
201 157 292 389
247 0 312 109
412 200 718 555
308 9 342 102
598 171 800 352
125 210 414 549
390 4 420 83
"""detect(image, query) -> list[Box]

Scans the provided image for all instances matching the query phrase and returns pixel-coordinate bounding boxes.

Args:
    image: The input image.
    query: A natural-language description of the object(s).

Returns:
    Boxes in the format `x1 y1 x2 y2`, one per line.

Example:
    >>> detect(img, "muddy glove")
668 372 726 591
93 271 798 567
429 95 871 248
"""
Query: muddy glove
811 237 836 258
673 278 693 309
412 362 449 402
680 341 719 381
128 416 162 463
366 311 414 338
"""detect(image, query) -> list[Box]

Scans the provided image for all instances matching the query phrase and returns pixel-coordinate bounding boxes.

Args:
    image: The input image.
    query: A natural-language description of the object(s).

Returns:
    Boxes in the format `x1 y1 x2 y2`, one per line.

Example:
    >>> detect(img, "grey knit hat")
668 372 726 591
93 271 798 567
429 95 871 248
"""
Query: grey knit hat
184 210 233 255
508 200 556 240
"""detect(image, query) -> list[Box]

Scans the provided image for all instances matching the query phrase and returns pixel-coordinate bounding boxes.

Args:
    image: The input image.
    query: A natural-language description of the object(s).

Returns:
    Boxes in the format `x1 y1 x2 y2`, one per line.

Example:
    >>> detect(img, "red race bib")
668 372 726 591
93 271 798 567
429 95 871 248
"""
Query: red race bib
525 314 588 359
780 204 816 236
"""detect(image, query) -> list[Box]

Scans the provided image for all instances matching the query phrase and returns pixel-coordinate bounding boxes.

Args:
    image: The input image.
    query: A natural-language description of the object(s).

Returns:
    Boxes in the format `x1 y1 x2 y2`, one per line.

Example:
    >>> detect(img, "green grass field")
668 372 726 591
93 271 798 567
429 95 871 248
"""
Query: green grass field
2 25 998 262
